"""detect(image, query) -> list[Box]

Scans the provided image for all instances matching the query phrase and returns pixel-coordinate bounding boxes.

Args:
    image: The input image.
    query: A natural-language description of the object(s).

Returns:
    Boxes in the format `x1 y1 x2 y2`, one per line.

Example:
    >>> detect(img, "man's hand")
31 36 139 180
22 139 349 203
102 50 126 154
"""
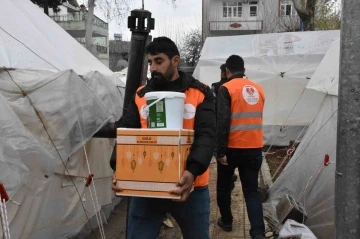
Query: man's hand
170 170 195 202
111 171 123 194
218 155 228 165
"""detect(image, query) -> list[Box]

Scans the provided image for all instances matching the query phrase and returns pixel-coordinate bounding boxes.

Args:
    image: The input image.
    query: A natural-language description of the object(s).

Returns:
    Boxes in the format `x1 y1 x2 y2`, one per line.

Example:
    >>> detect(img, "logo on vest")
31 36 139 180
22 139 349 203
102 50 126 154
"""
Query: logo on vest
140 104 149 119
184 103 196 119
242 85 259 105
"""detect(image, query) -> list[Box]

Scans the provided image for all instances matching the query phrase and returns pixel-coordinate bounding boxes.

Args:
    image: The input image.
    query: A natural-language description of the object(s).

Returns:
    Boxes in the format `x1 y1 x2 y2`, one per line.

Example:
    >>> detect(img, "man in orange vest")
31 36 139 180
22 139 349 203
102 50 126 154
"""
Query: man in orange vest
211 63 238 190
111 37 215 239
216 55 265 239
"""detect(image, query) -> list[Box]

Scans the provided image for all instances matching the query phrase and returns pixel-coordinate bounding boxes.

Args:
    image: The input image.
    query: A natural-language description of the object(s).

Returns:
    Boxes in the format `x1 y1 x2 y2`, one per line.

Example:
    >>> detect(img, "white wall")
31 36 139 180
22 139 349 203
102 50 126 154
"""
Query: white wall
203 0 299 36
208 0 265 22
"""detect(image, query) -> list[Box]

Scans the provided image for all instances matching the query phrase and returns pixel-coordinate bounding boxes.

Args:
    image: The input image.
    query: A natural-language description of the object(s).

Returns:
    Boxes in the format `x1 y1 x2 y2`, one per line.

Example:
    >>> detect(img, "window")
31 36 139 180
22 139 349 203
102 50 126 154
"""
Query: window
223 2 242 18
249 1 258 17
280 2 297 16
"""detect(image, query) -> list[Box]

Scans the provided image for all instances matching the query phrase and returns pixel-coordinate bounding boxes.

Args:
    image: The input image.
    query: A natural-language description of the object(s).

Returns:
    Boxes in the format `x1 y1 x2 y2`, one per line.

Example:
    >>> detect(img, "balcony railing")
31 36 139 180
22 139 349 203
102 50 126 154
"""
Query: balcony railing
209 20 263 32
96 45 108 54
77 41 108 54
50 12 108 29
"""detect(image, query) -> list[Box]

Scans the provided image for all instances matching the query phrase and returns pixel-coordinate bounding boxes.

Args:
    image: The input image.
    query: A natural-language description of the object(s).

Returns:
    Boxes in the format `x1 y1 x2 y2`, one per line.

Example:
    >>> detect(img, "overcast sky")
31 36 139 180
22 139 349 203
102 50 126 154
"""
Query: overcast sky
80 0 202 42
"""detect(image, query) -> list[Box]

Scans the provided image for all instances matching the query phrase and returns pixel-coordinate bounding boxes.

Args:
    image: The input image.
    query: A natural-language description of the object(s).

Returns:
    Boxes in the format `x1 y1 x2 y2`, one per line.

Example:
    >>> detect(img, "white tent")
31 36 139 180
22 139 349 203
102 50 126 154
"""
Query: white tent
0 0 124 238
263 39 340 239
193 30 340 146
0 0 112 76
113 67 152 86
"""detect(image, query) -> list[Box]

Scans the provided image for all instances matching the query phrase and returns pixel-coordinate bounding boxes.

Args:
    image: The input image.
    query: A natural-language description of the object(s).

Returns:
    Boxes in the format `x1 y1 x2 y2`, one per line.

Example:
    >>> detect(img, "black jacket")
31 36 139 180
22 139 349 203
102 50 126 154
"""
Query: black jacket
216 73 246 157
211 78 229 97
110 71 216 178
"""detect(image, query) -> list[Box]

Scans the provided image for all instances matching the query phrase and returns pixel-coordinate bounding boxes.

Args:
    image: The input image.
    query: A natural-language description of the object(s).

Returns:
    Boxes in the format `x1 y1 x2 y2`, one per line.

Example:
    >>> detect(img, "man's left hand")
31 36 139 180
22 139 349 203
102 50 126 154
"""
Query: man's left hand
218 155 228 165
170 170 195 202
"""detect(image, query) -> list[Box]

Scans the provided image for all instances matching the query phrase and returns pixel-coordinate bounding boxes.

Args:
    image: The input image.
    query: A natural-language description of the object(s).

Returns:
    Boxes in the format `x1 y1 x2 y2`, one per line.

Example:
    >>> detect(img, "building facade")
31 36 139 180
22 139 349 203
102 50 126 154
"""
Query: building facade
49 1 109 67
202 0 299 42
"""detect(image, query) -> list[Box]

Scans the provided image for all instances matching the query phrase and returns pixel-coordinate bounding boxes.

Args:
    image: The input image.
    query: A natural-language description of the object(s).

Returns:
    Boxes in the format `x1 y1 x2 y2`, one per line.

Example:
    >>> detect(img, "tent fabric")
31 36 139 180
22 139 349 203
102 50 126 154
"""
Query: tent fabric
0 0 112 75
0 69 111 161
193 30 340 146
82 71 125 121
263 40 340 239
0 0 125 237
263 95 337 239
0 68 119 238
306 40 340 96
113 69 129 86
113 67 151 86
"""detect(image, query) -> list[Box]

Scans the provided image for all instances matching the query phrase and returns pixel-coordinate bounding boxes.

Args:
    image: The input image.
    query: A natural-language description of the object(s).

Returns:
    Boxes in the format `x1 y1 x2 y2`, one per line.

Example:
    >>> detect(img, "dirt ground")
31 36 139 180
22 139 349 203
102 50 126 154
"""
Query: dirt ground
86 148 289 239
262 147 289 182
160 161 252 239
158 216 181 239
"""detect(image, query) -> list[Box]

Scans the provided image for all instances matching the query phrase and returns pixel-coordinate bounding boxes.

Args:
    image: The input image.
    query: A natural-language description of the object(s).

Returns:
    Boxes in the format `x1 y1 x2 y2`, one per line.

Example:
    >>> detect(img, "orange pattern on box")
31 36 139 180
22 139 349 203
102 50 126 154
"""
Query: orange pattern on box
116 128 194 199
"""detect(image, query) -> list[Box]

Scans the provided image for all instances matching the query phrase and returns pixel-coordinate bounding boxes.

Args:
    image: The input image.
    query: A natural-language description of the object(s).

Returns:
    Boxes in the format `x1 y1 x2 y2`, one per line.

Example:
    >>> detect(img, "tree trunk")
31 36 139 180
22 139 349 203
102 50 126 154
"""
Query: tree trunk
292 0 316 31
43 0 49 15
303 0 316 31
85 0 96 55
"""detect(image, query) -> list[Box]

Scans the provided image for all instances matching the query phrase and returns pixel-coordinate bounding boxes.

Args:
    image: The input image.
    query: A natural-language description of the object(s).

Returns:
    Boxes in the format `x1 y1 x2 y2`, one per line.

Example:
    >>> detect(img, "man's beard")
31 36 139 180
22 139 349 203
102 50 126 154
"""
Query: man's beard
151 65 174 87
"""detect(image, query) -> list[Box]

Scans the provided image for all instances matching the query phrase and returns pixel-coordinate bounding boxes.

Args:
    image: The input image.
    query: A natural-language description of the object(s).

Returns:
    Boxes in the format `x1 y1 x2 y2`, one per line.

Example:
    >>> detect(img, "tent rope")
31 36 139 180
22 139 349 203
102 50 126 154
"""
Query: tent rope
268 96 327 180
83 146 106 239
278 145 336 227
279 108 338 174
301 146 336 223
266 88 307 154
266 34 334 152
3 68 98 239
0 27 59 71
0 199 10 239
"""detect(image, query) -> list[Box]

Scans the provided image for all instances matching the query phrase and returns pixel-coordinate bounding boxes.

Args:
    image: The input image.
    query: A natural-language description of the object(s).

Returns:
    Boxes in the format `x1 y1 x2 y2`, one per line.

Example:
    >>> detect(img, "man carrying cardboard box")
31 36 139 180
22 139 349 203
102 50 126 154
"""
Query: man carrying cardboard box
110 36 216 239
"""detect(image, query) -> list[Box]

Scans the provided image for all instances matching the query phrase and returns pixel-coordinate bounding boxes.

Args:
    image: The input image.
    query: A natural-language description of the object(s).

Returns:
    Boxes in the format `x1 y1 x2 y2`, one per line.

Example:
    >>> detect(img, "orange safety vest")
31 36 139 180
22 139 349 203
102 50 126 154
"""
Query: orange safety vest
134 86 209 187
222 78 265 148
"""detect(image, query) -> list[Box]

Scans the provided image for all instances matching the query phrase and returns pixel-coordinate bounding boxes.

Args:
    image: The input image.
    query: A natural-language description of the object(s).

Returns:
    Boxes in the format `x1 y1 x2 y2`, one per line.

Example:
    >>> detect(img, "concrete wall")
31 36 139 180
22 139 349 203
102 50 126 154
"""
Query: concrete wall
56 20 108 38
98 55 110 68
48 4 110 67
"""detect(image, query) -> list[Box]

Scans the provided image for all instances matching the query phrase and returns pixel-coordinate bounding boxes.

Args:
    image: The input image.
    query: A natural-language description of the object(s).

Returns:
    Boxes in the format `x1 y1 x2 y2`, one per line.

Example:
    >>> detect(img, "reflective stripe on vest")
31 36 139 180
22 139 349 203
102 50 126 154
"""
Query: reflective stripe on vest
223 78 265 148
230 111 263 131
134 86 209 187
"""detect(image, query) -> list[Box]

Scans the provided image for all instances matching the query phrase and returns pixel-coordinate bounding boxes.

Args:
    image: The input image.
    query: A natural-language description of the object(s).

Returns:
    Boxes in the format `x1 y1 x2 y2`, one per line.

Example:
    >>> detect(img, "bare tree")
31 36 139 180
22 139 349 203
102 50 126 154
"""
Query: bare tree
314 0 341 30
179 29 202 67
109 40 131 71
96 0 131 28
30 0 66 15
291 0 341 31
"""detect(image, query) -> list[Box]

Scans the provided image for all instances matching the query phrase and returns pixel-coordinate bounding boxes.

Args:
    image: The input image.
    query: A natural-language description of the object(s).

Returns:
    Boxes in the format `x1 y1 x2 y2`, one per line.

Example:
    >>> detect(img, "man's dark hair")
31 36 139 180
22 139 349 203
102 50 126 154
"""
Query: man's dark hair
225 55 244 73
220 64 226 74
146 37 180 59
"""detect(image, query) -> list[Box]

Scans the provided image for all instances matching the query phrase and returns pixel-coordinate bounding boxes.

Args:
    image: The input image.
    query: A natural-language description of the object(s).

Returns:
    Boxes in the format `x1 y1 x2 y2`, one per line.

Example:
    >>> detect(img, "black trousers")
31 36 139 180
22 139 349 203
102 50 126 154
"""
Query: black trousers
216 148 265 238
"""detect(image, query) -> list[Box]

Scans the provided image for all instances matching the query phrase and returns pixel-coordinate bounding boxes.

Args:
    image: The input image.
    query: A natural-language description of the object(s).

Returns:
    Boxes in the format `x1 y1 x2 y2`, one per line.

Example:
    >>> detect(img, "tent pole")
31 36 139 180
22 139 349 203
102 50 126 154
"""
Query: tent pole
335 0 360 238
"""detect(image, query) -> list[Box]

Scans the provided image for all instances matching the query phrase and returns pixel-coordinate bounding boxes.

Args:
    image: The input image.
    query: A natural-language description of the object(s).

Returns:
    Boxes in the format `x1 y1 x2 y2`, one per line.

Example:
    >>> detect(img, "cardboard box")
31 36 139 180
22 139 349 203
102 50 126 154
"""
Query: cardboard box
115 128 194 199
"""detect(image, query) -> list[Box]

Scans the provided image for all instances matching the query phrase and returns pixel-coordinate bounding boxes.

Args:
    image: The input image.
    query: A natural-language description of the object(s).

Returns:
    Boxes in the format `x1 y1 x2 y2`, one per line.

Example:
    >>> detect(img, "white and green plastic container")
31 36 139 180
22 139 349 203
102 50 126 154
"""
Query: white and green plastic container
144 91 185 129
